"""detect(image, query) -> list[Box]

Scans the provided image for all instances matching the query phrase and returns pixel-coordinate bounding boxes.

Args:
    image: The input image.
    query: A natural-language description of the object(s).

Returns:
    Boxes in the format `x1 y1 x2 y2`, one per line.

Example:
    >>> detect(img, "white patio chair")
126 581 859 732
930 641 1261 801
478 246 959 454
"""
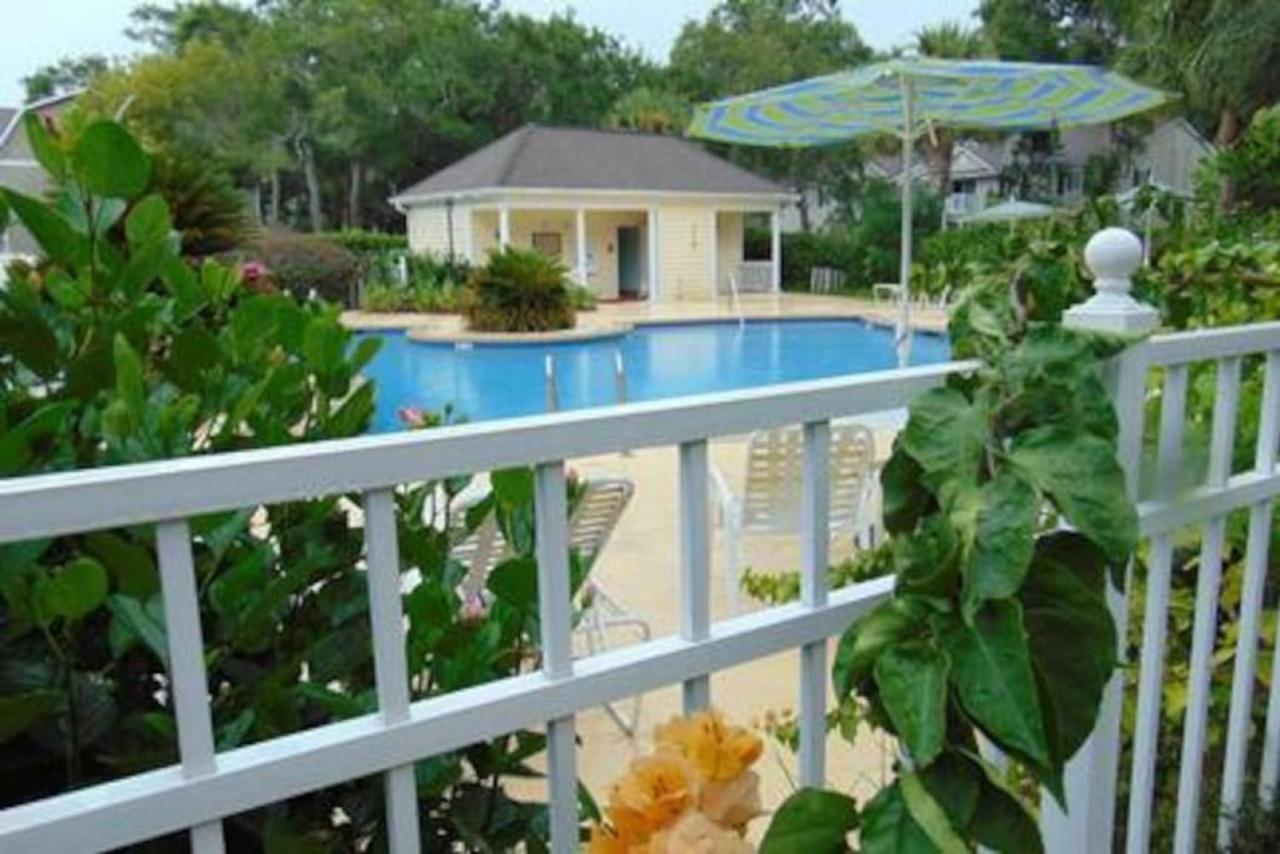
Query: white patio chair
710 424 879 615
452 477 650 735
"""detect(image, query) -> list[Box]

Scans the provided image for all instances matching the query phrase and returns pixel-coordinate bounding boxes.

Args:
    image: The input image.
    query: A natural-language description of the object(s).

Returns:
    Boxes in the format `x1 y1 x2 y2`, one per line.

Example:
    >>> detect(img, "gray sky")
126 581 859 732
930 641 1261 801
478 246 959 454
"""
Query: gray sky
1 0 979 105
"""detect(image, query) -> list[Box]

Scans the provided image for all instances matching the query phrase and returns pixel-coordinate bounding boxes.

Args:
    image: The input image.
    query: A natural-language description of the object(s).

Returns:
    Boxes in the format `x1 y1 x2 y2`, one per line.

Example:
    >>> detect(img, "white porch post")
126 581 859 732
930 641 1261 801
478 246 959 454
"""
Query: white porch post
647 207 660 300
1042 228 1157 854
770 209 782 292
498 205 512 248
575 208 588 287
708 209 719 298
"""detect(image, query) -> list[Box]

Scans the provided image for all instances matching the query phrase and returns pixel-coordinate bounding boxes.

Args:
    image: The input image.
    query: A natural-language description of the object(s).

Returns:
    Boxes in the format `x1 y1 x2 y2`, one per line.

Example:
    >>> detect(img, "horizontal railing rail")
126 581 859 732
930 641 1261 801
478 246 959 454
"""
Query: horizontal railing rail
0 358 973 854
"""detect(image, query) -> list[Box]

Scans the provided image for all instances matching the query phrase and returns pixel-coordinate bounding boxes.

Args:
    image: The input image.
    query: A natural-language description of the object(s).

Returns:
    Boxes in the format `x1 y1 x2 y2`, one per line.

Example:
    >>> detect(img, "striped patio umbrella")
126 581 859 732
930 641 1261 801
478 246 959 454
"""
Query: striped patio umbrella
687 58 1171 364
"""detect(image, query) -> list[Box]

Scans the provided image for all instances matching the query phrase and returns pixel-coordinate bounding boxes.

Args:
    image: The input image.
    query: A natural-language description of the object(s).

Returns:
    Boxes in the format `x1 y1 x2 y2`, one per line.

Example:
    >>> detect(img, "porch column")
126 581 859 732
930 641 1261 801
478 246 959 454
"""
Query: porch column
575 208 588 286
647 207 660 299
708 209 718 299
770 209 782 292
498 205 512 248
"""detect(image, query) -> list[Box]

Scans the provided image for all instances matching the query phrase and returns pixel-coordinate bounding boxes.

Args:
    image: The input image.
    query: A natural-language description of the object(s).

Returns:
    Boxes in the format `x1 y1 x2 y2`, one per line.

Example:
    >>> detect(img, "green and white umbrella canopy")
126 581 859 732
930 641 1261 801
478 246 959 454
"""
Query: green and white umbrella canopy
960 198 1058 224
687 58 1171 364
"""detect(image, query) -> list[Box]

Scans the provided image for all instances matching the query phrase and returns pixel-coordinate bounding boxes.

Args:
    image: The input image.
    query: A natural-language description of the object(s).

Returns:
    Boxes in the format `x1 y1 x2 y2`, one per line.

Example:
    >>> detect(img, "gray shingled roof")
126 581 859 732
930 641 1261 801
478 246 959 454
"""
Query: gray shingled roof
395 125 787 200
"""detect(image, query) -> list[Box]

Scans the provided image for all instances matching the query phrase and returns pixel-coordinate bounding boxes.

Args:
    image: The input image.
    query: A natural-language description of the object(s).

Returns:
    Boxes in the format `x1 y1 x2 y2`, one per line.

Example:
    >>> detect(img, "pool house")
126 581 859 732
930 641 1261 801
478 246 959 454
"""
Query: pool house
389 125 792 301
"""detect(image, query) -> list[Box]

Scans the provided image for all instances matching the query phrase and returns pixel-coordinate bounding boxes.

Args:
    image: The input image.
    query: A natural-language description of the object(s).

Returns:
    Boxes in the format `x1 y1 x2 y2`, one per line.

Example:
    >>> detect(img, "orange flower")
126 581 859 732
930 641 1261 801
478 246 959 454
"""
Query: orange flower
654 710 763 783
606 754 699 842
648 811 755 854
700 771 763 829
587 823 631 854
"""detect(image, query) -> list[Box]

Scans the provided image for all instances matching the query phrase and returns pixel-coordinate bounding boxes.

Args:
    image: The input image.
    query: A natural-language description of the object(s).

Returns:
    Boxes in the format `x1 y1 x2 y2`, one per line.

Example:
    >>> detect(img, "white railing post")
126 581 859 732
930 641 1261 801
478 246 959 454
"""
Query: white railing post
798 421 831 787
1045 228 1158 853
679 440 712 712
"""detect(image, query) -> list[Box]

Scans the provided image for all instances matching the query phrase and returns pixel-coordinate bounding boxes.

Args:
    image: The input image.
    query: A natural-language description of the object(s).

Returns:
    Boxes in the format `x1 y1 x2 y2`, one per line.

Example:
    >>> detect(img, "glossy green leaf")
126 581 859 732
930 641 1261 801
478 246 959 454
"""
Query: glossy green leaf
488 555 537 612
0 690 59 744
900 386 986 483
860 783 936 854
943 599 1050 770
37 557 109 624
1009 426 1137 564
113 333 147 420
968 759 1044 853
492 467 535 508
833 597 927 700
85 532 158 599
125 194 173 246
962 470 1039 618
900 772 967 854
1021 533 1117 779
874 641 949 766
107 594 168 664
71 120 151 199
0 402 74 476
760 787 859 853
22 111 67 180
1 188 90 269
880 447 935 535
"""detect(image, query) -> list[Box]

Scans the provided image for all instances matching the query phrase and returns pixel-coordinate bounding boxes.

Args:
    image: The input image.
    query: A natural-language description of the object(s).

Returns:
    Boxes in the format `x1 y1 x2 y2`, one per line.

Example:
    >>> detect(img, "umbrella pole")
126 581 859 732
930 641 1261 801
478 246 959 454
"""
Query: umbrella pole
895 77 915 367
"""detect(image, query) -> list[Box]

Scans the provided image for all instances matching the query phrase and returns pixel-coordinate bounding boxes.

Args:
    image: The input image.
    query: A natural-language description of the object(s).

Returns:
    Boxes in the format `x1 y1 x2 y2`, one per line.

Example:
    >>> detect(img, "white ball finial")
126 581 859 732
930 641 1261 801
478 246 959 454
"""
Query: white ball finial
1084 227 1142 295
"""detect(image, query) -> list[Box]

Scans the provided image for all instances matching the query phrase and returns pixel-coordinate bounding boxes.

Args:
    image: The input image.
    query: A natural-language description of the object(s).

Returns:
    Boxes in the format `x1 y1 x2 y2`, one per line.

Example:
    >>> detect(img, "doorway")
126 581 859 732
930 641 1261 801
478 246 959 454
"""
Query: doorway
617 226 642 298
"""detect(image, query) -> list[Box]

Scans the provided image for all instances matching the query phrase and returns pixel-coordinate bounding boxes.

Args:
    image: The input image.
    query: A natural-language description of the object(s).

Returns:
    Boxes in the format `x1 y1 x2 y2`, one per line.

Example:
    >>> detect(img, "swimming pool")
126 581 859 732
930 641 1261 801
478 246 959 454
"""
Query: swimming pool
360 319 950 430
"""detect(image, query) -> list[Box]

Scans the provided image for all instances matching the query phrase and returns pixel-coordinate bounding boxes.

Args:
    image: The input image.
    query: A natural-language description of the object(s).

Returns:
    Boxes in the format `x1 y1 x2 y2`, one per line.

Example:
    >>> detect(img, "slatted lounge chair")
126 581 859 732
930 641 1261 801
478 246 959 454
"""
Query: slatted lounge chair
452 476 650 735
710 423 879 615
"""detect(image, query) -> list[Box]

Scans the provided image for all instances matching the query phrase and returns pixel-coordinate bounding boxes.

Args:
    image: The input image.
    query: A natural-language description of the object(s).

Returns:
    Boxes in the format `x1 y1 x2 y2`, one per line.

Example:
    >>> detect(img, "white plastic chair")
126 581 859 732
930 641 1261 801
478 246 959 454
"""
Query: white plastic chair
452 477 650 735
710 424 879 614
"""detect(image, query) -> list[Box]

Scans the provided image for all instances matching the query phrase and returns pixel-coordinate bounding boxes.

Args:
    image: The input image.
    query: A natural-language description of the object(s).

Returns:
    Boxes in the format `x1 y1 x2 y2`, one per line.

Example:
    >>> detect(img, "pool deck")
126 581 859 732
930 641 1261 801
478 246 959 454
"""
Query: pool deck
345 293 932 834
341 292 950 339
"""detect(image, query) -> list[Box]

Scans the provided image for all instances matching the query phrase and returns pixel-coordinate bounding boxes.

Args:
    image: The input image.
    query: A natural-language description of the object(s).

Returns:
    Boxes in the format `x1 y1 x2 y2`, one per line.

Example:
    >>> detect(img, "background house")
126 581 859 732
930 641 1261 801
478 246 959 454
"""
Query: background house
0 92 79 258
391 125 791 301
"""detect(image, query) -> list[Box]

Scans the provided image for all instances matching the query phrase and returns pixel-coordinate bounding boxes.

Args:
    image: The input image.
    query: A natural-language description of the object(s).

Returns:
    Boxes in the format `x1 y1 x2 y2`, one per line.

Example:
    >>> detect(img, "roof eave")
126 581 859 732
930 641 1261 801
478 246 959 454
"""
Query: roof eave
389 186 795 209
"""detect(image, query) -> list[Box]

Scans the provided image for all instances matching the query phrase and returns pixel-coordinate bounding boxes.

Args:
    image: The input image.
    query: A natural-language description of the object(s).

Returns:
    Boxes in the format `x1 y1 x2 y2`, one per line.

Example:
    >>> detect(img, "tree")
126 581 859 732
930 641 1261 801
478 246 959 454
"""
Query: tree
605 88 693 135
914 21 990 198
22 56 111 102
669 0 872 230
978 0 1134 63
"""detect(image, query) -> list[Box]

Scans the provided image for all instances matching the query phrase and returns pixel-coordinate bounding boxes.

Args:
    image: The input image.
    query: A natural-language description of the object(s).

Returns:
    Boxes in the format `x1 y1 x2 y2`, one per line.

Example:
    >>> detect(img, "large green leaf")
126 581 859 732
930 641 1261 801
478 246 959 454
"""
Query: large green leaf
860 782 937 854
833 597 928 700
760 788 859 853
900 386 987 484
85 532 158 599
22 111 67 180
35 557 109 625
1020 533 1117 778
487 555 537 613
125 194 173 246
874 641 949 766
107 594 168 664
1 188 90 269
916 751 980 831
943 600 1050 771
967 755 1044 853
900 772 967 854
894 514 961 597
0 402 75 476
880 447 935 535
961 471 1039 618
1008 426 1137 564
0 690 59 744
70 120 151 199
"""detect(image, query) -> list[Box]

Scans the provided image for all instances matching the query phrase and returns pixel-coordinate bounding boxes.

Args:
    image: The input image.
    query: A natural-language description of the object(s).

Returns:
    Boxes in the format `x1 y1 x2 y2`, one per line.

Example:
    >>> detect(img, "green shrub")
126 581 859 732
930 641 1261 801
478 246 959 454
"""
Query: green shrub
149 153 259 257
569 283 597 311
0 114 583 850
256 230 362 306
320 228 408 254
463 246 575 332
360 282 462 313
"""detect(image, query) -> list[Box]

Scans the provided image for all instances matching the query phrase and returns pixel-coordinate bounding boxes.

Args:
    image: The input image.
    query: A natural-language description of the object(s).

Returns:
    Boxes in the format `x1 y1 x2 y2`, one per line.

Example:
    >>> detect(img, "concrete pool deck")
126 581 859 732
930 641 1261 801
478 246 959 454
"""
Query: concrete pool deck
341 292 951 338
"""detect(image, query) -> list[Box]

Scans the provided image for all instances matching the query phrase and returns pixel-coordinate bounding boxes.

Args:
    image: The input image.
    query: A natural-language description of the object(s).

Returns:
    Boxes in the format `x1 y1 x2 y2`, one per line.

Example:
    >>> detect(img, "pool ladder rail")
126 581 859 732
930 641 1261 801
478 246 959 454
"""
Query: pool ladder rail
543 348 628 415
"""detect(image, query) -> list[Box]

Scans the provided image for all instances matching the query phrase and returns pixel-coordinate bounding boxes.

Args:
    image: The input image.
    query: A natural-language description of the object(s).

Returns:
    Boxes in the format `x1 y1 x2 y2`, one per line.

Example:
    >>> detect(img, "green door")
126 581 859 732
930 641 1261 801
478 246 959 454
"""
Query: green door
617 226 642 296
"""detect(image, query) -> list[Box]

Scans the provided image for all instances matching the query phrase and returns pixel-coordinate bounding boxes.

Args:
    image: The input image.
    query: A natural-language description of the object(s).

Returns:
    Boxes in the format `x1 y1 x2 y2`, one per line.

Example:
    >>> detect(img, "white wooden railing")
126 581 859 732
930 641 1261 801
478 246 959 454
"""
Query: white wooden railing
0 359 970 853
1 227 1277 854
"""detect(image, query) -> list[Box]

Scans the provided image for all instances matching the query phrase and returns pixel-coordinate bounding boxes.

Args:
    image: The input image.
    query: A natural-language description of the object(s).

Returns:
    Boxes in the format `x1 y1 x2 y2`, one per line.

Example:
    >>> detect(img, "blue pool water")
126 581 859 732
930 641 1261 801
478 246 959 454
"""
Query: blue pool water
360 319 950 430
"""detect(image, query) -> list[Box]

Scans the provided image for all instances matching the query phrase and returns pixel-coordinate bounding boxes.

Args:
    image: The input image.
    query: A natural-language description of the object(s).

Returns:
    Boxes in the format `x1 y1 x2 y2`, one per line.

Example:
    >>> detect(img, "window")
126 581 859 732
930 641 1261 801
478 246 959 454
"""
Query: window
531 232 563 259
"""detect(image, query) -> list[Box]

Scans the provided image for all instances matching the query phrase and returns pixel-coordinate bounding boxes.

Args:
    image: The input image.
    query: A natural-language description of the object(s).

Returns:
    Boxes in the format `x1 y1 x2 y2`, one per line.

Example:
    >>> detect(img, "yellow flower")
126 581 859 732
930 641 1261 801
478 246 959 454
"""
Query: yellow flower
606 754 699 843
647 811 755 854
654 710 764 783
700 770 763 830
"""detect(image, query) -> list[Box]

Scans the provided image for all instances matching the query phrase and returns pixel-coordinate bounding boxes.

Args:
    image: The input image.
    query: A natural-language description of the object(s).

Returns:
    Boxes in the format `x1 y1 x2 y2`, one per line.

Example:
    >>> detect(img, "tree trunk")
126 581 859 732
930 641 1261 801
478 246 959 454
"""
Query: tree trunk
347 161 363 230
1214 107 1241 212
797 188 812 232
932 135 954 199
268 169 281 226
295 137 323 232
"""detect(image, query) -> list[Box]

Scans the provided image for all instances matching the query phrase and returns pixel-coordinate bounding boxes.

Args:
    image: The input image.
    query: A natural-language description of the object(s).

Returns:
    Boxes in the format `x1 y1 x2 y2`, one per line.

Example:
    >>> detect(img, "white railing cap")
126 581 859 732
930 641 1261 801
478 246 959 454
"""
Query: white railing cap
1064 227 1159 335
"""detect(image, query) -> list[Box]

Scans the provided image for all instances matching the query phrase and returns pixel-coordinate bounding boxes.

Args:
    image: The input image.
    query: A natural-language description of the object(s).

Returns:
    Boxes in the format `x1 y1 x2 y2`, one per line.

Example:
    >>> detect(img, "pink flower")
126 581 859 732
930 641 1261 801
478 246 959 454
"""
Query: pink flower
240 261 268 281
459 593 489 624
397 406 427 428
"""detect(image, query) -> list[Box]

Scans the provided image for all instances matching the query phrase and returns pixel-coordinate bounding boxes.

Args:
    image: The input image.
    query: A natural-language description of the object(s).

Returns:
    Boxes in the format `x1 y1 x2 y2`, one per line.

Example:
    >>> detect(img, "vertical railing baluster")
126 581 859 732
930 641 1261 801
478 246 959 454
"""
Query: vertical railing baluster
1127 362 1188 854
1173 357 1240 854
156 519 226 854
1220 351 1280 843
534 462 577 854
679 440 712 712
798 421 830 787
363 489 421 854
